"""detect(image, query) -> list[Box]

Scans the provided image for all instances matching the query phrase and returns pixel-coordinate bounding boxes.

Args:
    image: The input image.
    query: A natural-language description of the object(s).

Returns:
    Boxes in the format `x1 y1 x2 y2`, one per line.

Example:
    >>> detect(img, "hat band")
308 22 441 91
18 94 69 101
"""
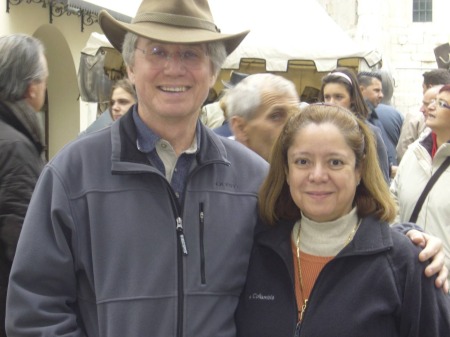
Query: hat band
133 12 220 33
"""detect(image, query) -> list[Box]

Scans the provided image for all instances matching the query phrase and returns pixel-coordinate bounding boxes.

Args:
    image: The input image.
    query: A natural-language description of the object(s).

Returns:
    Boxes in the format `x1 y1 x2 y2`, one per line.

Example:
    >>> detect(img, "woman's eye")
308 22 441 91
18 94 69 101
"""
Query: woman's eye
330 159 343 166
295 158 308 166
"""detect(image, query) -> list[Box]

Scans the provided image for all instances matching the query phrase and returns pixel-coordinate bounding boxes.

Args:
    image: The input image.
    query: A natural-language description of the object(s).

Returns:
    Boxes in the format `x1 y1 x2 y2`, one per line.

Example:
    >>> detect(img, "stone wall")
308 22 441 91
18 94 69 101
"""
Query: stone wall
317 0 450 116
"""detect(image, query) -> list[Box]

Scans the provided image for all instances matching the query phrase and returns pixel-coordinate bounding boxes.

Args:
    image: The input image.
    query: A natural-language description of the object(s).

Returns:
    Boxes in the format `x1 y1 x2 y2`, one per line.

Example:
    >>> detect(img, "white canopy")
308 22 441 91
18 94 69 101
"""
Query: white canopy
208 0 381 72
81 32 113 56
83 0 381 71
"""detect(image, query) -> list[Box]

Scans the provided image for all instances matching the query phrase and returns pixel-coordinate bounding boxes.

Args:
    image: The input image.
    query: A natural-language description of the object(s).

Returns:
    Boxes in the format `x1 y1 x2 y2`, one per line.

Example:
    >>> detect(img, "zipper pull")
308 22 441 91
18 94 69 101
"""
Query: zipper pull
300 299 308 321
199 202 204 223
176 217 188 255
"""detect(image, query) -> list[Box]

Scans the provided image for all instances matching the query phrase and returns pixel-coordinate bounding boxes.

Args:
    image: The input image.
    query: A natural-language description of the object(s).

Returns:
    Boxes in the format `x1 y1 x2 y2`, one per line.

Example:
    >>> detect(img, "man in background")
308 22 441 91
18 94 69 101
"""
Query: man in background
226 73 300 161
358 71 403 176
0 33 48 337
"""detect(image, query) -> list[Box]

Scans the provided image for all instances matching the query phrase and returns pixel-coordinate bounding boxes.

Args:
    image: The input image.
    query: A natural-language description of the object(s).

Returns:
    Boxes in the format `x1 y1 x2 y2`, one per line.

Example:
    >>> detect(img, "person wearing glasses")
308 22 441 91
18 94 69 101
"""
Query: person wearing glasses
397 70 450 163
396 84 444 159
5 1 268 336
391 84 450 284
4 1 448 336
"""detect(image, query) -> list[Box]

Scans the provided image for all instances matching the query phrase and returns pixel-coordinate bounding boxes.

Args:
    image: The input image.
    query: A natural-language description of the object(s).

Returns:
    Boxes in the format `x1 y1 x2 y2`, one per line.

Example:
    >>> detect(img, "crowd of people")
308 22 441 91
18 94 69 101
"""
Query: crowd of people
1 0 450 336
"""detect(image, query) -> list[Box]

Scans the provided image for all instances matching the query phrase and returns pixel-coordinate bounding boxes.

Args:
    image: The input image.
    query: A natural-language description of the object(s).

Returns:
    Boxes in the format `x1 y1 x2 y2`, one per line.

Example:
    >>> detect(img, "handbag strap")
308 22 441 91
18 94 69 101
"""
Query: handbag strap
409 156 450 223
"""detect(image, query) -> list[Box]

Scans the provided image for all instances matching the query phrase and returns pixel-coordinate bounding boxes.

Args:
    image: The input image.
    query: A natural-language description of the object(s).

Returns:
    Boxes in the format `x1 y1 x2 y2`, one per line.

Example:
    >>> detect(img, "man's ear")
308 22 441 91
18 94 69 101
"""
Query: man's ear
25 82 37 100
209 73 218 88
229 116 248 143
127 66 136 84
359 85 367 95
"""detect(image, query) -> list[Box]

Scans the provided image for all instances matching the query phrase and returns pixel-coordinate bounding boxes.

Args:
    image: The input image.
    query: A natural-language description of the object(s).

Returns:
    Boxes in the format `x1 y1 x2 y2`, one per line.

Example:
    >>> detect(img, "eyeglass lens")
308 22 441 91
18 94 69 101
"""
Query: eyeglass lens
138 45 207 70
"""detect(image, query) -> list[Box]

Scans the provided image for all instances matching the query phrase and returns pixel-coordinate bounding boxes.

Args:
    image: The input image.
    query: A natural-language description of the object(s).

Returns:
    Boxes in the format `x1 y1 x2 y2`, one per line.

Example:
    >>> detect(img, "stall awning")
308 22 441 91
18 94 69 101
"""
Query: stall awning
67 0 132 23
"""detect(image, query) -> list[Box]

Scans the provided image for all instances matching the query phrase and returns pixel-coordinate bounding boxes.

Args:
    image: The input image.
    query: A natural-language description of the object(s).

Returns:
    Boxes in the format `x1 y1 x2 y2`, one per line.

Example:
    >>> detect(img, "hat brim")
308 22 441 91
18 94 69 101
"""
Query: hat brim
99 10 249 55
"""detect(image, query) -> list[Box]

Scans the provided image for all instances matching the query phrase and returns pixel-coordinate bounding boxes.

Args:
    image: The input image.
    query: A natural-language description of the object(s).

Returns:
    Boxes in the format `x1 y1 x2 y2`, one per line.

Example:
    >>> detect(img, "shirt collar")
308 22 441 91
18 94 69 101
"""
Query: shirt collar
365 100 378 117
133 105 201 154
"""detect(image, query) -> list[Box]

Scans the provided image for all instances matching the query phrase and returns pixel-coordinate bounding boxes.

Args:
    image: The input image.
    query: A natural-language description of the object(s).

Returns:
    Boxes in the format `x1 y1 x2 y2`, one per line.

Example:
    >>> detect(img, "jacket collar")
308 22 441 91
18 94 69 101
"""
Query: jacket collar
0 100 45 154
110 108 231 173
418 130 450 160
255 215 393 260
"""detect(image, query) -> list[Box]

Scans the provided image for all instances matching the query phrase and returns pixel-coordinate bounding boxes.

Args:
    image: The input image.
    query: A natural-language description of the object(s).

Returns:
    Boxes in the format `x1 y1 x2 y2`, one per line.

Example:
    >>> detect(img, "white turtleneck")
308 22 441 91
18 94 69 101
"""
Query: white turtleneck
291 208 360 257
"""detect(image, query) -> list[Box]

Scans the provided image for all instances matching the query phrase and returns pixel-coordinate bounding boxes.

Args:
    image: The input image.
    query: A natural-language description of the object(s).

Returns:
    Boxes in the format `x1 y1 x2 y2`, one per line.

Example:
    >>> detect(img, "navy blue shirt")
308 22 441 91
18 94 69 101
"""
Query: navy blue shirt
132 106 200 206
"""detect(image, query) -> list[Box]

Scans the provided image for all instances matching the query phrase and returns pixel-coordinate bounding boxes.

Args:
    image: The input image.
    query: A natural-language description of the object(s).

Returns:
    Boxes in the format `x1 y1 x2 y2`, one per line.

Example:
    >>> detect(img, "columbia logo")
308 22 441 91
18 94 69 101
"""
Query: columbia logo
249 293 275 301
215 181 238 189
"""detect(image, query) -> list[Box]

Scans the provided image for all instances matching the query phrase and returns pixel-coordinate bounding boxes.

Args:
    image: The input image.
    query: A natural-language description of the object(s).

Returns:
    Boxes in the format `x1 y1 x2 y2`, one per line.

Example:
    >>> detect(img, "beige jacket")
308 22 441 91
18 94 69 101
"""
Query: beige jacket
396 110 428 162
391 130 450 281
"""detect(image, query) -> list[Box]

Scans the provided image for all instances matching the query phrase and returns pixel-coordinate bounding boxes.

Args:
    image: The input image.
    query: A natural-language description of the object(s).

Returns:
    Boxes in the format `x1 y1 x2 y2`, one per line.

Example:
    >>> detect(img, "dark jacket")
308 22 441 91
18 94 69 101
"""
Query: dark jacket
236 216 450 337
368 100 402 167
0 100 45 337
6 110 269 337
367 122 390 182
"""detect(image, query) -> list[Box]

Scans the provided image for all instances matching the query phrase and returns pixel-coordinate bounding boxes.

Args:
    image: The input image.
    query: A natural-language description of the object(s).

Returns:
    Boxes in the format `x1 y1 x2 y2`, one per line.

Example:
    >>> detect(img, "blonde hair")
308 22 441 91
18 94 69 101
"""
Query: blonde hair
259 104 397 225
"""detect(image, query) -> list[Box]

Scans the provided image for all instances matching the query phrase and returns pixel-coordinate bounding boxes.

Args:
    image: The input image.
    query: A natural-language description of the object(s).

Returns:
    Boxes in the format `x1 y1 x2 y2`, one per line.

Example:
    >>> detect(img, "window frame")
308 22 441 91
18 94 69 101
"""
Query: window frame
413 0 433 22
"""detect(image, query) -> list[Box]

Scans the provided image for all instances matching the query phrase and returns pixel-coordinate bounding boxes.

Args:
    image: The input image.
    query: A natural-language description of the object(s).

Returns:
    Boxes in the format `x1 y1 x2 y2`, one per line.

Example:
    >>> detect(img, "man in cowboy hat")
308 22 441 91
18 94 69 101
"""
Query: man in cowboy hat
5 1 268 336
5 1 449 336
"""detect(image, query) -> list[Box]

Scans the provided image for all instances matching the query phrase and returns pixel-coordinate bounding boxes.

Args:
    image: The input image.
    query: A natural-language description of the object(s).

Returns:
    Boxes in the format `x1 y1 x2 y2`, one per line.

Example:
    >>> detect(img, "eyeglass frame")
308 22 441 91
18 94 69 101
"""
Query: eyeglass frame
134 44 209 70
430 99 450 110
437 99 450 110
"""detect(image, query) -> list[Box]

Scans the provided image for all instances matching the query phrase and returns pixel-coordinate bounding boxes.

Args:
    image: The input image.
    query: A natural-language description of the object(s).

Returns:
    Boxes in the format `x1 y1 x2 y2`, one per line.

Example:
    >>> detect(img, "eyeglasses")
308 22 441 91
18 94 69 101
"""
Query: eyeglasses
436 99 450 110
135 45 208 70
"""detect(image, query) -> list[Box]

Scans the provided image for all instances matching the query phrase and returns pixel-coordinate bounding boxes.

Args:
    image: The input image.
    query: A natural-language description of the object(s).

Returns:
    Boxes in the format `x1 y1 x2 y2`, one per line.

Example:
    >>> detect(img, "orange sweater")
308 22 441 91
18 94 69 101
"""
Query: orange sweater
291 241 333 321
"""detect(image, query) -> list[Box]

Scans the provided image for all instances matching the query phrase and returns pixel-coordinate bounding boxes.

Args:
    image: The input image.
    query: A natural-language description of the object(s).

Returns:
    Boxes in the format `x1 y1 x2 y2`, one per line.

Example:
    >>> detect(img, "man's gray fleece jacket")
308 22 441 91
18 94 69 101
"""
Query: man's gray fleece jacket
6 111 269 337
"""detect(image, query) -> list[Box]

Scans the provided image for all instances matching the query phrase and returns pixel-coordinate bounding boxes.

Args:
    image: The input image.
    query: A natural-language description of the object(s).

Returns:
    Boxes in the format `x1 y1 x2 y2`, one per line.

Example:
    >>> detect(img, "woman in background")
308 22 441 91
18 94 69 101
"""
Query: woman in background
391 84 450 284
319 67 390 182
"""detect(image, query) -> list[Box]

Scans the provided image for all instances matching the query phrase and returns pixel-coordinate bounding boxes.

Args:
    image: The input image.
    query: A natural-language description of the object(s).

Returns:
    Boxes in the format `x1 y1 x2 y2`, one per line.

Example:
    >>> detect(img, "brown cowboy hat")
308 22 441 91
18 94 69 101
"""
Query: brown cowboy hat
99 0 249 55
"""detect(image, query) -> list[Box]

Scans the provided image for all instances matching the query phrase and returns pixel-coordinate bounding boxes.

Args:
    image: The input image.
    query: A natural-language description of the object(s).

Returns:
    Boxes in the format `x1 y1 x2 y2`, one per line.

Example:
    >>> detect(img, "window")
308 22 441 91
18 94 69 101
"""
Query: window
413 0 432 22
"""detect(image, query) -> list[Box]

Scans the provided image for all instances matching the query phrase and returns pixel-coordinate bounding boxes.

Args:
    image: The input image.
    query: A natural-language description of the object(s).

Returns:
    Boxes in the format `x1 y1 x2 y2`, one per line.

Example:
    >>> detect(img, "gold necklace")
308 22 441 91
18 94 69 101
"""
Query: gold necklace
295 218 361 321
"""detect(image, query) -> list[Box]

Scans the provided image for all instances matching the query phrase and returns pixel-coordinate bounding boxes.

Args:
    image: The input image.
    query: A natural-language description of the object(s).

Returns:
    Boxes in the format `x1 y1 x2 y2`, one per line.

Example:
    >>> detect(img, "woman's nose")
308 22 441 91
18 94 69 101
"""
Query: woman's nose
308 164 328 182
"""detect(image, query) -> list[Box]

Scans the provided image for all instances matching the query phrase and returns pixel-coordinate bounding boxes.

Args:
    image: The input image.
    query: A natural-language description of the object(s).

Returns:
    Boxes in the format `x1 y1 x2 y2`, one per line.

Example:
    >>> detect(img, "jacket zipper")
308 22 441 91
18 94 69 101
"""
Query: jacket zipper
173 160 228 336
168 186 187 337
176 217 188 256
296 254 352 336
175 216 187 337
199 203 206 284
140 159 226 337
273 236 344 337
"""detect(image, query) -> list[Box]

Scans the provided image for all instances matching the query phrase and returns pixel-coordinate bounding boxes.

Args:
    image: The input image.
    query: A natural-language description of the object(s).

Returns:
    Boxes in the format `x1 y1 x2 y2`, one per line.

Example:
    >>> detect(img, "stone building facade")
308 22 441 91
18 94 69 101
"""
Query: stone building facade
318 0 450 116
